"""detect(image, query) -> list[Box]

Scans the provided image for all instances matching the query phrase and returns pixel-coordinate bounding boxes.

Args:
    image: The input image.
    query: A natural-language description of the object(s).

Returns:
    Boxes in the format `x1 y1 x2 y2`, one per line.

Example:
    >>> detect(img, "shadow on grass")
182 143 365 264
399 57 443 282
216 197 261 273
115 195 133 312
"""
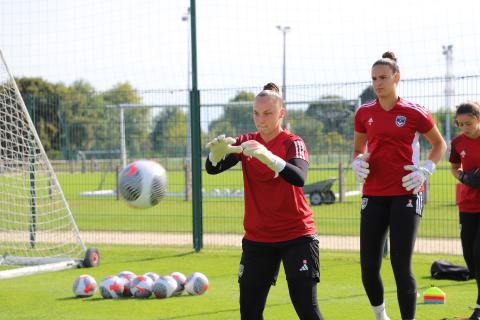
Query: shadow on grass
155 302 296 320
120 250 197 264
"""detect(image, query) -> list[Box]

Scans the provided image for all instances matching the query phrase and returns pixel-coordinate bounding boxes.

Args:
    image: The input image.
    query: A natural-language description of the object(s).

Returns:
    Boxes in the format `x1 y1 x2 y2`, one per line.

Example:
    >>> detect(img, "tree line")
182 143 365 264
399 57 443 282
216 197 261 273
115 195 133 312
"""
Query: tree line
16 77 455 161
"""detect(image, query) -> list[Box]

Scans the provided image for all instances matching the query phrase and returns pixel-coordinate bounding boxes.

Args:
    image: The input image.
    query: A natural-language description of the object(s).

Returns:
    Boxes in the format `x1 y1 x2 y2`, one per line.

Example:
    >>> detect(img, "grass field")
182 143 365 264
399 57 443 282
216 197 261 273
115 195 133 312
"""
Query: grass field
0 245 476 320
51 162 461 241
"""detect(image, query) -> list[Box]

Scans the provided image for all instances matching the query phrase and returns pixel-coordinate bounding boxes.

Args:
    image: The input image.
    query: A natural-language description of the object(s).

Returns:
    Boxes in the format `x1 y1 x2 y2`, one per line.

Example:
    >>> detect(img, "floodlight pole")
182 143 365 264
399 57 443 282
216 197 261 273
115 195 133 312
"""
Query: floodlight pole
182 7 192 201
276 25 290 102
276 25 291 130
119 107 127 168
442 45 454 152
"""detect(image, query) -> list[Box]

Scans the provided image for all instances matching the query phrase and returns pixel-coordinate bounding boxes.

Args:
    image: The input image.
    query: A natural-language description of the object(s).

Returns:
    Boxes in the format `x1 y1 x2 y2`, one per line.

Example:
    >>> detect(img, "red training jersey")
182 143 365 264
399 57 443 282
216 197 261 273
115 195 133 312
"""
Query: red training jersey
234 130 317 242
354 98 435 196
449 134 480 212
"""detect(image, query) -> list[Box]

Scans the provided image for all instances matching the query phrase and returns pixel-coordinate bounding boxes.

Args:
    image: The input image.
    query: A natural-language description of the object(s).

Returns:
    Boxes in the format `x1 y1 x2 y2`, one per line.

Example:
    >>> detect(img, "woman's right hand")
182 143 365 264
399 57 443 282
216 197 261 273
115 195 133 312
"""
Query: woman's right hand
206 134 243 166
352 153 370 183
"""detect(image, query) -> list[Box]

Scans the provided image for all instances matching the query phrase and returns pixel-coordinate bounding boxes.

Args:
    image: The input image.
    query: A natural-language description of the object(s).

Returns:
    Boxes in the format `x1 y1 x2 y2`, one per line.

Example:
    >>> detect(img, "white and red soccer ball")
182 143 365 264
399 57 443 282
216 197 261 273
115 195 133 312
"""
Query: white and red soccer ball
185 272 209 295
170 271 187 296
152 275 178 299
130 275 154 298
100 275 124 299
73 274 97 297
117 271 136 297
118 160 167 208
144 272 160 283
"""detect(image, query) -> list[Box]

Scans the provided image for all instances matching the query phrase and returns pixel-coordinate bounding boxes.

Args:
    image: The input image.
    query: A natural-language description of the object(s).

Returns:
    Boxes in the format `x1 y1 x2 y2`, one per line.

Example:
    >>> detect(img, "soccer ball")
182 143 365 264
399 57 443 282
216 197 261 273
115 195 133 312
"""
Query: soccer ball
170 271 187 296
143 272 160 283
117 271 137 297
130 275 154 298
73 274 97 297
118 160 167 208
100 275 124 299
152 275 178 299
185 272 209 295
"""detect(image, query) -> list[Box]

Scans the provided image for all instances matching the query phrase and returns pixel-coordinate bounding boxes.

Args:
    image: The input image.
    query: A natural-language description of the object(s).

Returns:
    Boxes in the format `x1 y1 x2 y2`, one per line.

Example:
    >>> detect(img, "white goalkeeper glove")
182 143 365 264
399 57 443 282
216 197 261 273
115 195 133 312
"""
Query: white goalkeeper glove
352 153 370 183
206 134 243 166
241 140 286 173
401 160 436 194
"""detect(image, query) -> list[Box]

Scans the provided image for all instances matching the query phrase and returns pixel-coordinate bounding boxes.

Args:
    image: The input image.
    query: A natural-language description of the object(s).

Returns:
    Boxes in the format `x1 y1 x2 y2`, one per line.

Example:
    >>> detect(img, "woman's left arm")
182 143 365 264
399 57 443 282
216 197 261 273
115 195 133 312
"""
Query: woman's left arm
279 158 308 187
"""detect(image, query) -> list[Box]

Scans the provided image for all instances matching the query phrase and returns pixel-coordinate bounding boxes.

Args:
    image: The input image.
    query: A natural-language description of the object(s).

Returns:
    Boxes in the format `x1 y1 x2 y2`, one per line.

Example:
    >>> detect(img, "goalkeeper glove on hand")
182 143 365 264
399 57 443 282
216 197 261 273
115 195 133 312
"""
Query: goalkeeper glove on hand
401 160 436 194
241 140 286 173
459 168 480 189
206 134 243 166
352 153 370 183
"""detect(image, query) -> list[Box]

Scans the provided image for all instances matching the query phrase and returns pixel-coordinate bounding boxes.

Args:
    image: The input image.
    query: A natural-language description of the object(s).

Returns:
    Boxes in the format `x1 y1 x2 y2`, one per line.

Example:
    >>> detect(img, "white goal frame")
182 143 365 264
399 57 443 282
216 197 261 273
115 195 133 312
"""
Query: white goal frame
0 50 95 279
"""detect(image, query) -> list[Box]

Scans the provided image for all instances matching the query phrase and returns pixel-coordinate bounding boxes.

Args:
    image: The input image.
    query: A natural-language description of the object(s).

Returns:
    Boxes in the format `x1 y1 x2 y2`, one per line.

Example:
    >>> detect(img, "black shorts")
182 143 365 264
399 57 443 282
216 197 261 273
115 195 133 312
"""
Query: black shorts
238 235 320 287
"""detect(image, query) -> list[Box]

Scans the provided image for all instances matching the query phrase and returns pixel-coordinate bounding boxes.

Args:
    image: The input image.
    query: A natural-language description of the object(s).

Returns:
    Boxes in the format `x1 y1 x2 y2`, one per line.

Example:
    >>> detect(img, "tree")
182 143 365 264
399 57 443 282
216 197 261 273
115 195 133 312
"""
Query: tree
58 80 106 159
306 95 356 137
288 110 324 154
208 91 256 137
16 77 67 156
360 85 376 104
150 107 187 157
101 83 147 158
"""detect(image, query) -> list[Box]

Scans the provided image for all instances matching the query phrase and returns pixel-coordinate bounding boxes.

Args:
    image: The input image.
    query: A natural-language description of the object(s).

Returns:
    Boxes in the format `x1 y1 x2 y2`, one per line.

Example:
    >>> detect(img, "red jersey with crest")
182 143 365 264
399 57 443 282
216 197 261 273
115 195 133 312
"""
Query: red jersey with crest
449 134 480 212
234 130 317 242
354 98 435 196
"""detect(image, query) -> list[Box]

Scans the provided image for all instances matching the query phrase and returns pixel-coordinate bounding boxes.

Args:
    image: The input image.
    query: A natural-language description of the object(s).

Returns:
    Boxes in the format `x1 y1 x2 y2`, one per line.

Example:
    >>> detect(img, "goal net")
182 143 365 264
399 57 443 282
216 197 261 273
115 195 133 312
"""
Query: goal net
0 50 93 279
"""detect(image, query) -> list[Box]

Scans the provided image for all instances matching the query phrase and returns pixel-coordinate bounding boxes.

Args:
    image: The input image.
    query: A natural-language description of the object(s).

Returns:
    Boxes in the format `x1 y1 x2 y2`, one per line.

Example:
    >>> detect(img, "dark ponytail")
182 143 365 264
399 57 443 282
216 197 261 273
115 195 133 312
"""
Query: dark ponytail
256 82 283 104
372 51 400 73
263 82 280 93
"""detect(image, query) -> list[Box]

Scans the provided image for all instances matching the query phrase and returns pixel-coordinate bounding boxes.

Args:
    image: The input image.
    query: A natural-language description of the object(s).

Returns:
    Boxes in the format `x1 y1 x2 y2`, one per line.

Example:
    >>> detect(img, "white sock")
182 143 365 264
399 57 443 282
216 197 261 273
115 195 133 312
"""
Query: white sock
372 303 390 320
476 304 480 309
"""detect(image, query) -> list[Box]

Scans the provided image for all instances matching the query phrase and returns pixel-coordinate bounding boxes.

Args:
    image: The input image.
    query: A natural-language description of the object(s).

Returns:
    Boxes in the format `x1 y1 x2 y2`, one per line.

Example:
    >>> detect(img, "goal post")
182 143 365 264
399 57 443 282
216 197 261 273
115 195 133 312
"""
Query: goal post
0 50 99 279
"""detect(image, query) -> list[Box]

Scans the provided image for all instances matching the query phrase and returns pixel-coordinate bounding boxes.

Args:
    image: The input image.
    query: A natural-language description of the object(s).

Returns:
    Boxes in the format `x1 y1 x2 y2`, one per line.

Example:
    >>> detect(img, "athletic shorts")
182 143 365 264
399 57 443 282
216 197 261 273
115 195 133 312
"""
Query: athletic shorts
238 235 320 287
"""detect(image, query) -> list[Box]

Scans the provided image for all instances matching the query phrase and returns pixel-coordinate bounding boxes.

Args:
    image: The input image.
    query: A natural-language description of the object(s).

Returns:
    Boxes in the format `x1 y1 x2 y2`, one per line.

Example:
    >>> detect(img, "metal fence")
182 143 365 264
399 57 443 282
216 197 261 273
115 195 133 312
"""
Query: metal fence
25 75 480 254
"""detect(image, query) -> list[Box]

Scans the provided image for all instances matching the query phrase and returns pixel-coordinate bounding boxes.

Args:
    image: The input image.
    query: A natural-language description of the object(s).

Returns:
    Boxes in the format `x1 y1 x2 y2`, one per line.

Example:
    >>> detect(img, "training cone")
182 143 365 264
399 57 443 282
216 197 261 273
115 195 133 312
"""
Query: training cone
423 286 446 304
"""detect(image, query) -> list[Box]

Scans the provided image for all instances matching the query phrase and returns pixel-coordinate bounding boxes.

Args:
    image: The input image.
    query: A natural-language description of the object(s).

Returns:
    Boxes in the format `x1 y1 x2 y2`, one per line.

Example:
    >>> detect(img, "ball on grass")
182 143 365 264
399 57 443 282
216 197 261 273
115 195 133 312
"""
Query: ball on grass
100 275 124 299
153 275 178 299
117 271 137 297
143 272 160 283
73 274 97 297
130 275 154 298
185 272 209 295
170 271 187 296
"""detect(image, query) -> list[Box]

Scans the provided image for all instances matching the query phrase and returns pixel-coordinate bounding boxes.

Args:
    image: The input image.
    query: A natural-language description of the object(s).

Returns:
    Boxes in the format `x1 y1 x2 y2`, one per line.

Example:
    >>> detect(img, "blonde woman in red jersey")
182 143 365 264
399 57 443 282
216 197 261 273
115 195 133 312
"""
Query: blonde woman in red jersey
352 52 447 320
449 102 480 320
205 83 323 320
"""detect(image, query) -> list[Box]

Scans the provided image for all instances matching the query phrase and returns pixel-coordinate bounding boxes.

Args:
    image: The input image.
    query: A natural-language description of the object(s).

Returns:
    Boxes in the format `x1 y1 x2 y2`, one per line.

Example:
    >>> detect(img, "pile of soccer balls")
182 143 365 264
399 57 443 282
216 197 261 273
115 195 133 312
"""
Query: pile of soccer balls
73 271 208 299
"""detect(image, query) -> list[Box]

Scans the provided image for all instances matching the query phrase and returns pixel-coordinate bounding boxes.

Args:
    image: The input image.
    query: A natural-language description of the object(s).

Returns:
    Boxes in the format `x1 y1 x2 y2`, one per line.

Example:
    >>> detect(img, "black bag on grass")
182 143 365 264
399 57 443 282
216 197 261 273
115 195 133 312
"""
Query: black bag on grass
431 260 471 281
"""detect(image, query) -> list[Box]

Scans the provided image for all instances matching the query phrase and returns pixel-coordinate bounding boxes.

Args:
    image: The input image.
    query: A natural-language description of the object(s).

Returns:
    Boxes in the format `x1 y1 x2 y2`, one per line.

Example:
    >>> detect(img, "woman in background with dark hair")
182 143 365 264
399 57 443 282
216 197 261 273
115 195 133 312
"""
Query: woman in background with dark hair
352 51 447 320
449 101 480 320
205 83 323 320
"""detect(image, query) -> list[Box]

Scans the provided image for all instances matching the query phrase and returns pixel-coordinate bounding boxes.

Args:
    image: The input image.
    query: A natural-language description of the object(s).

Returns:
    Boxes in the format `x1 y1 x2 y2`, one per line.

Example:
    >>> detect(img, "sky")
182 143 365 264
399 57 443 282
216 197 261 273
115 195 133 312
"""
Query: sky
1 0 480 109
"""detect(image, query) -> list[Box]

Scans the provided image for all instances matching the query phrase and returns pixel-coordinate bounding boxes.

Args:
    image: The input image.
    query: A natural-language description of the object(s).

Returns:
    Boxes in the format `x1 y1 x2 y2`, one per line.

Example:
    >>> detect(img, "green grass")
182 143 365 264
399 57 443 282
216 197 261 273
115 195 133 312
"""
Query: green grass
50 162 461 240
0 162 457 250
0 246 476 320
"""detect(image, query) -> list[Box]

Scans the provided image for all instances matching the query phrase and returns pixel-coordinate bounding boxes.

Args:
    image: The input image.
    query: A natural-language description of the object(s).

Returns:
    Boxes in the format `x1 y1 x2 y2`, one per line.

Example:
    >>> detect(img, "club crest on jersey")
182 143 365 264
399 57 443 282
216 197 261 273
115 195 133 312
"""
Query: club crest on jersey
460 150 466 158
361 197 368 210
395 115 407 127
